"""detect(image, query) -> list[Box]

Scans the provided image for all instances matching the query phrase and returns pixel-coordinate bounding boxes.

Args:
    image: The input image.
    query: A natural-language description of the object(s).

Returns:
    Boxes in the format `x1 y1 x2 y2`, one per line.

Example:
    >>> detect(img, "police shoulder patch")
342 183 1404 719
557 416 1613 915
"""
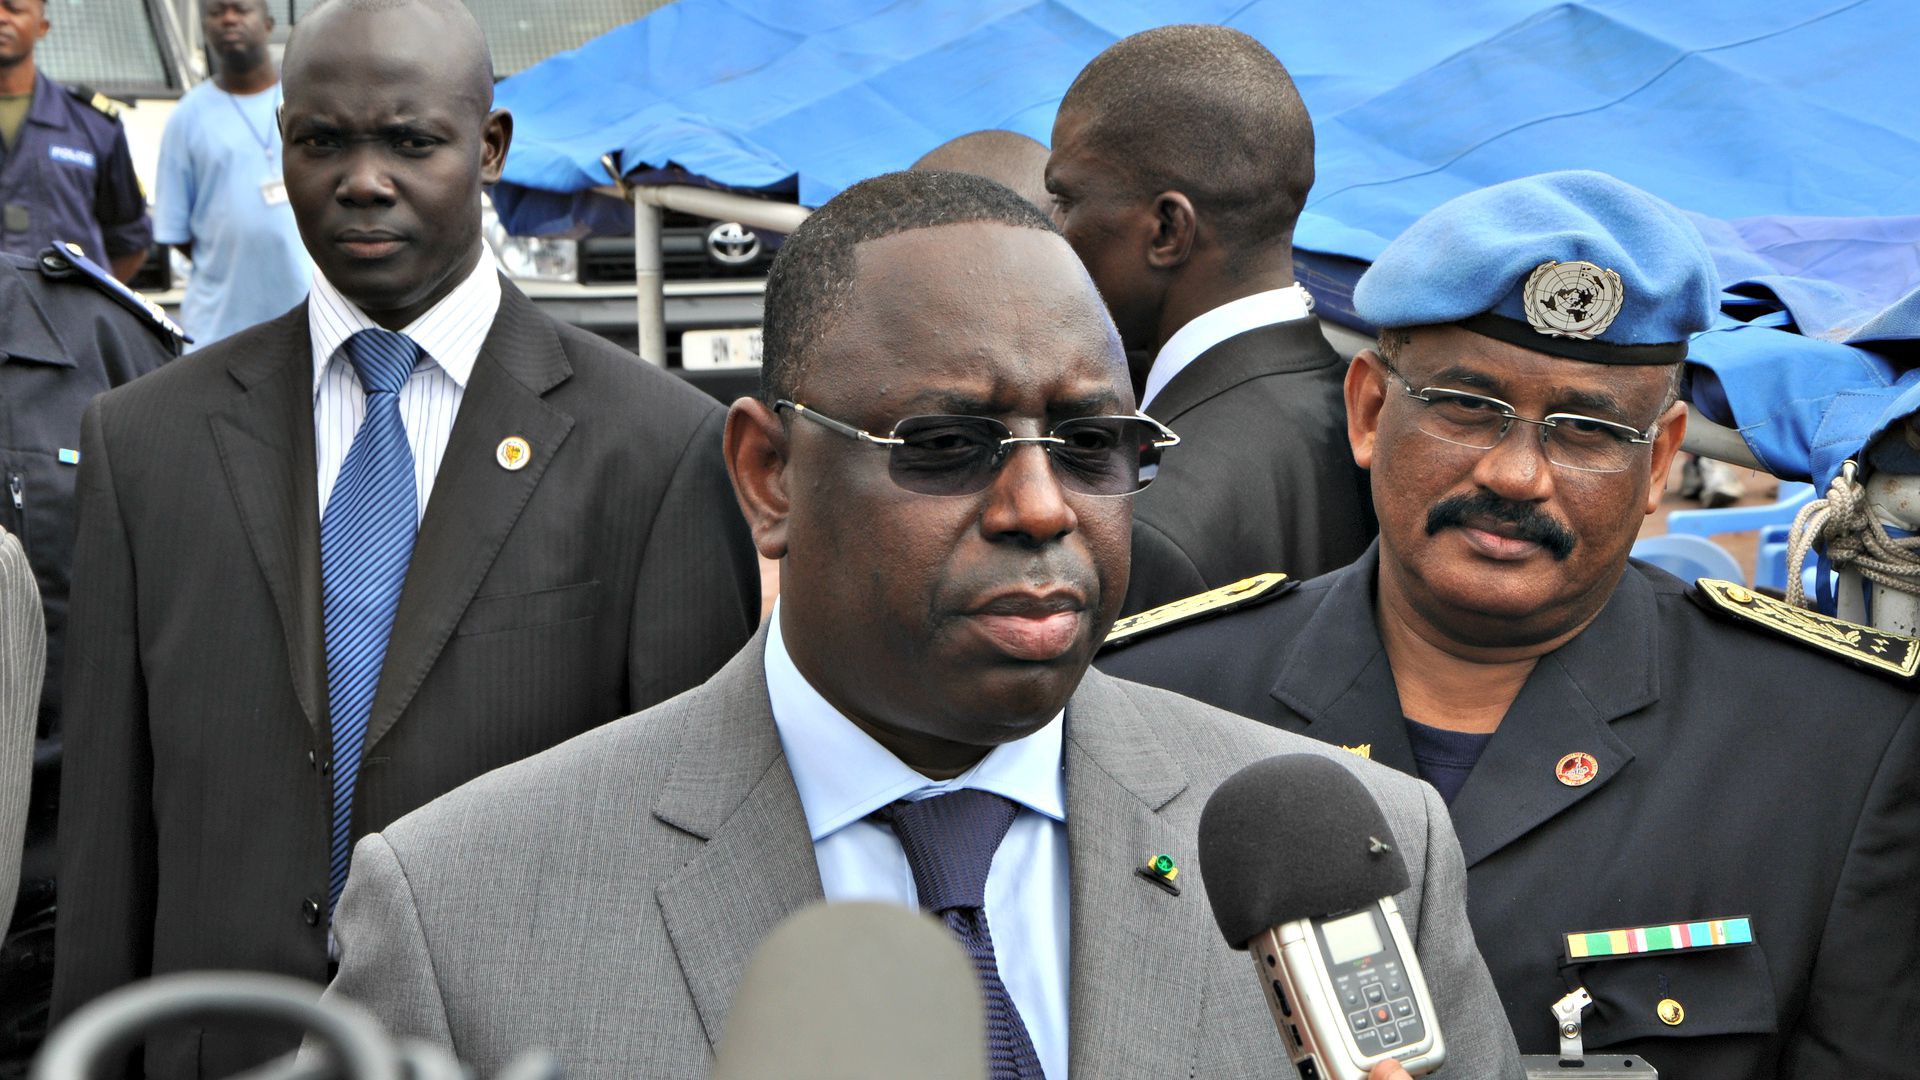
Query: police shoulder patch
65 84 125 121
1103 572 1294 651
38 243 188 348
1691 578 1920 682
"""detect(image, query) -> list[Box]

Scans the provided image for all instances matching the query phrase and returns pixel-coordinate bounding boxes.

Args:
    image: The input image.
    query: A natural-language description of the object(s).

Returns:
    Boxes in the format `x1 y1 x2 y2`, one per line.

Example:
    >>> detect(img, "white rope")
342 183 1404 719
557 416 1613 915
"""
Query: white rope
1785 460 1920 608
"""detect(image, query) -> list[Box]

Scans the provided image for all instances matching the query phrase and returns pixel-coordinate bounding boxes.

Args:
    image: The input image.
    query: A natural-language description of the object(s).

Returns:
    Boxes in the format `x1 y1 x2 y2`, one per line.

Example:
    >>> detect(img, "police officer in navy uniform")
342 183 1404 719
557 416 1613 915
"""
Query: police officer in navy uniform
0 0 151 282
0 242 178 1072
1099 171 1920 1078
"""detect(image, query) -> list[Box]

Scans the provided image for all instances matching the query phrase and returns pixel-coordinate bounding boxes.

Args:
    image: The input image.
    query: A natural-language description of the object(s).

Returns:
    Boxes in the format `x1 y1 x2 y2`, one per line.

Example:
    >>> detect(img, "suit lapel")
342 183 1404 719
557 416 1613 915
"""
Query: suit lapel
652 630 824 1050
1269 549 1420 774
1444 568 1658 867
1146 317 1340 422
209 306 326 735
1063 670 1213 1079
363 283 576 749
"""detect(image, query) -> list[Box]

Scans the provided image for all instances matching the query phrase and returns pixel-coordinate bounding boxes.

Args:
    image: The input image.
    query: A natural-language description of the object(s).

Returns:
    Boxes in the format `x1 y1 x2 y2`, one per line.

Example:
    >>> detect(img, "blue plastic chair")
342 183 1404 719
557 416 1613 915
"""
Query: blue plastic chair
1665 482 1815 538
1665 482 1815 588
1756 524 1792 591
1631 533 1747 585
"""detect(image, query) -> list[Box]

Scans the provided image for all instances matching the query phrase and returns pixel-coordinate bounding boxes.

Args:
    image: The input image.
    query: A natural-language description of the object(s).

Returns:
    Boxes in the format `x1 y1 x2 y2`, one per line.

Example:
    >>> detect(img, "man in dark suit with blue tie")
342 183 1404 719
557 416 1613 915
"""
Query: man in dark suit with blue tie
50 2 759 1075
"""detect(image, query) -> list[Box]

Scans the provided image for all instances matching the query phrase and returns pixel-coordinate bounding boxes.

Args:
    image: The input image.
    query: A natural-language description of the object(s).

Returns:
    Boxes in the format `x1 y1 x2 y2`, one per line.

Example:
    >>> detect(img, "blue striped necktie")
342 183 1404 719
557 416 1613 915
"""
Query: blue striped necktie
874 790 1046 1080
323 328 421 914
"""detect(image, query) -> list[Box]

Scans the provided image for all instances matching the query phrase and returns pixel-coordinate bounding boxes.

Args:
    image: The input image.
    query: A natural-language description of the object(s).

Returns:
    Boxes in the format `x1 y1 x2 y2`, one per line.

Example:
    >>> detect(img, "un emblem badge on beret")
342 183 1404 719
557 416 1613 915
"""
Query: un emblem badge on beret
1522 260 1625 340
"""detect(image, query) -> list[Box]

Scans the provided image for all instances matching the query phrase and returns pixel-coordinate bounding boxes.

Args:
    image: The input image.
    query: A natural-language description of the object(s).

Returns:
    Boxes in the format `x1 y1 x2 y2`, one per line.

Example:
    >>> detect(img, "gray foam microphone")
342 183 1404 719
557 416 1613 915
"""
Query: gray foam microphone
711 901 986 1080
1198 754 1445 1080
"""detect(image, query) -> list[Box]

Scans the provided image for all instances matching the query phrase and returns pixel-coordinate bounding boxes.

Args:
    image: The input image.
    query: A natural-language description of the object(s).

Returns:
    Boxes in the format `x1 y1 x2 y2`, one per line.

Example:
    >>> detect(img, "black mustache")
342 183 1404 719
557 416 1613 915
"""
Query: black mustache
1426 492 1576 561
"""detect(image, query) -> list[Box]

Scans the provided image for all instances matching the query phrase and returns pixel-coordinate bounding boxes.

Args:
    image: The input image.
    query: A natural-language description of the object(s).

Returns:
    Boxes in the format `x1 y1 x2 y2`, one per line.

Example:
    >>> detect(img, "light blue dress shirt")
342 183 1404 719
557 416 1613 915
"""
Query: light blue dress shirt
764 608 1070 1080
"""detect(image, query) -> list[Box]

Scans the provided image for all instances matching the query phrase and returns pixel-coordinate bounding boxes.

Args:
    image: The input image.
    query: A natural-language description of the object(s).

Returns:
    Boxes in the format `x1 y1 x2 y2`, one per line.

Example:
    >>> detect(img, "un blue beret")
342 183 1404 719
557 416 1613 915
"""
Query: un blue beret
1353 170 1717 364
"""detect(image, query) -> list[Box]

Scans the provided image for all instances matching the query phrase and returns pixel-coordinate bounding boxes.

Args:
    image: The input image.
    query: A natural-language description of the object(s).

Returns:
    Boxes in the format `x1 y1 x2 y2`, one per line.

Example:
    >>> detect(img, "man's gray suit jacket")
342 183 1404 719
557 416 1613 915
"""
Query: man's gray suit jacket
324 630 1521 1079
53 280 761 1077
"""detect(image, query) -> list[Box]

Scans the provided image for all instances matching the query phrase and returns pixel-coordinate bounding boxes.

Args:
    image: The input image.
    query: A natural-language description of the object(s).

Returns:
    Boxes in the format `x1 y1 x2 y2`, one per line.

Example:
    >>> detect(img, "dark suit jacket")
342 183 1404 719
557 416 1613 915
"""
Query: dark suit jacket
1100 547 1920 1078
1124 318 1374 615
52 280 760 1077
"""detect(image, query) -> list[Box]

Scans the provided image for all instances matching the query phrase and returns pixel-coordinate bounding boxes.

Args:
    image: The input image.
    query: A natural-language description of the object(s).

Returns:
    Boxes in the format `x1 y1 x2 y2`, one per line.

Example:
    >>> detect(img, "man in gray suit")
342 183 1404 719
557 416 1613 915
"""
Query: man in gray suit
322 171 1520 1079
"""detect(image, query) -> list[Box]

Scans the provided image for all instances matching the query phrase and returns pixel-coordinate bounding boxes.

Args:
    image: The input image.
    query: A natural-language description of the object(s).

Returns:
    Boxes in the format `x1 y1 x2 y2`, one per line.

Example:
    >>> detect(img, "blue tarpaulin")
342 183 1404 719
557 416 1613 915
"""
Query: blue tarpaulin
493 0 1920 490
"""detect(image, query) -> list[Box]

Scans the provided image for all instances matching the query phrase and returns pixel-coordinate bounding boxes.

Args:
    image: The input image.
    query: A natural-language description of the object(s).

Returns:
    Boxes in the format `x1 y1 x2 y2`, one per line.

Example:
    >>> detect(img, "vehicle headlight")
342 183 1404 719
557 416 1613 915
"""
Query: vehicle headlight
481 197 579 283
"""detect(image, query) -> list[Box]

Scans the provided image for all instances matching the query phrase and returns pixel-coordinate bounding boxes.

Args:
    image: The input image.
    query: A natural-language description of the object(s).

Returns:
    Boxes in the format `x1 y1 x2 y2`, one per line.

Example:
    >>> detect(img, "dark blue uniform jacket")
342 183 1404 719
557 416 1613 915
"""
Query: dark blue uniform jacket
1100 545 1920 1079
0 71 151 266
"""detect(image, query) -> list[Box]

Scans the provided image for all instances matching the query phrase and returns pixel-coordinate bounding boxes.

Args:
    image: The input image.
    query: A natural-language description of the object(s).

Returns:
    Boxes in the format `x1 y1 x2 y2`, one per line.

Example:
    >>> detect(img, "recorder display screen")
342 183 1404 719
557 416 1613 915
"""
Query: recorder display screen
1321 909 1385 965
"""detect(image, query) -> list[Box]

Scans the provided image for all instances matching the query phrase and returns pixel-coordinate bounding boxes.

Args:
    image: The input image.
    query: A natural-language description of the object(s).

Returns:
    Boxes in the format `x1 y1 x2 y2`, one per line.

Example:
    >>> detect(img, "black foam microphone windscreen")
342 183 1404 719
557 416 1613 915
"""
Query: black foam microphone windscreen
1197 753 1411 949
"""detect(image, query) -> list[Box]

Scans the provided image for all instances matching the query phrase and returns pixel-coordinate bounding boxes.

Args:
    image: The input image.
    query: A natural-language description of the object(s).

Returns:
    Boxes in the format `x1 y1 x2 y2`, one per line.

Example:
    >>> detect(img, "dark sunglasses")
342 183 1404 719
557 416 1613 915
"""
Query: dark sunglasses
775 400 1180 498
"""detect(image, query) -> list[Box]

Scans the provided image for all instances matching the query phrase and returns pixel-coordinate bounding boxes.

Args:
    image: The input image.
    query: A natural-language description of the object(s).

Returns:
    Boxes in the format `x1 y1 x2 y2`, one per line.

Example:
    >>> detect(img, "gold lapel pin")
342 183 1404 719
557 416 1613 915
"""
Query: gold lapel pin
496 436 531 471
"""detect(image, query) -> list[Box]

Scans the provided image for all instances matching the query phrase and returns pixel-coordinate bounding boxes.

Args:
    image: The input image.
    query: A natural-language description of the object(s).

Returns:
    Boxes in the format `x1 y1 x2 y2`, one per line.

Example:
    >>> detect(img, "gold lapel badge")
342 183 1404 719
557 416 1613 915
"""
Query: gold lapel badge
1555 751 1599 787
496 436 531 471
1657 998 1685 1026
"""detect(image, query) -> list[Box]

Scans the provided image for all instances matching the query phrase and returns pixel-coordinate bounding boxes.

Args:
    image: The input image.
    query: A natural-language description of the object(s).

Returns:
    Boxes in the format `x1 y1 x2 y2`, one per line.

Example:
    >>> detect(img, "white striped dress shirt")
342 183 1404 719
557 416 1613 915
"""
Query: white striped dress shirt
310 251 502 523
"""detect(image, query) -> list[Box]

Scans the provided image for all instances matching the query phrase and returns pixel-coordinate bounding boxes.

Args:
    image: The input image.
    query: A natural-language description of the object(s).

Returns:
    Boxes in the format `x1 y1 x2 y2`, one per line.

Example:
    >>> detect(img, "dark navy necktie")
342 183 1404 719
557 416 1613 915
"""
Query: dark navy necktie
875 789 1046 1080
322 328 421 914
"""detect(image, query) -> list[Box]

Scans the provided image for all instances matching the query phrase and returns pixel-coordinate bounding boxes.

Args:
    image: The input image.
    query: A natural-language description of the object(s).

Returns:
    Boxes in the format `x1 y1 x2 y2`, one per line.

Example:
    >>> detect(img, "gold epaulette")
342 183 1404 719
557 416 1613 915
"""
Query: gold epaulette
1693 578 1920 681
64 84 125 120
1102 572 1293 651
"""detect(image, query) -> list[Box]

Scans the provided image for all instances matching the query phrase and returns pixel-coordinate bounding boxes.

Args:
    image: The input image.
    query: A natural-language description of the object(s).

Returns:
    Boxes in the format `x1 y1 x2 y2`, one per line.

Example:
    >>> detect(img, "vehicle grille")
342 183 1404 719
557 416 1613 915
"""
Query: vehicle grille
581 224 779 285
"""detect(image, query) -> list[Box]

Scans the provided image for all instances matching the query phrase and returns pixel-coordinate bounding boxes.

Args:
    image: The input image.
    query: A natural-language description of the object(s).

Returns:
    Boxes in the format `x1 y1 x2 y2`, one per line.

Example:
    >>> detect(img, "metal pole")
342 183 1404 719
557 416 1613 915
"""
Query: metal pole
599 184 811 238
632 190 666 366
1679 414 1763 471
158 0 202 84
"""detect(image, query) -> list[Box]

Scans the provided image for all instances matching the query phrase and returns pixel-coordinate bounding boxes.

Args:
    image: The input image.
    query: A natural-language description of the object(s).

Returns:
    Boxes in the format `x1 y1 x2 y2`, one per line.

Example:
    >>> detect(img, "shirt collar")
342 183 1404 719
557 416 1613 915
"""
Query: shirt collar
308 247 501 398
26 70 70 130
1140 285 1313 411
763 602 1067 843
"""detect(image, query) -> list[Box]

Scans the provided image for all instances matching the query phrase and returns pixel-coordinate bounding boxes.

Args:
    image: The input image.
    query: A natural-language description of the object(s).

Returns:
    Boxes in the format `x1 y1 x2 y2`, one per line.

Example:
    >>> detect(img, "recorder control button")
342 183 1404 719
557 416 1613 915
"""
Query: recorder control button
1364 984 1386 1005
1378 1024 1402 1048
1392 997 1414 1019
1349 1009 1372 1031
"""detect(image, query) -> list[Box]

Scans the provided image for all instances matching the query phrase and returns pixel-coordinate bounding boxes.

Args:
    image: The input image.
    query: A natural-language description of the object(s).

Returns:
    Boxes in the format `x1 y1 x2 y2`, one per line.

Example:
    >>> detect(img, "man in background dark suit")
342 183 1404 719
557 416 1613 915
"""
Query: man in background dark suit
1046 25 1374 615
52 1 758 1074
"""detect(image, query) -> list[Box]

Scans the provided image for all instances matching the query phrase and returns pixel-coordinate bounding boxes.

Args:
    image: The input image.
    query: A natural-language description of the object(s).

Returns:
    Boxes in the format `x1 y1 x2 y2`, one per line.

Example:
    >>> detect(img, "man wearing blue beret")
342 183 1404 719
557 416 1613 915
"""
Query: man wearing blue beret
1100 170 1920 1077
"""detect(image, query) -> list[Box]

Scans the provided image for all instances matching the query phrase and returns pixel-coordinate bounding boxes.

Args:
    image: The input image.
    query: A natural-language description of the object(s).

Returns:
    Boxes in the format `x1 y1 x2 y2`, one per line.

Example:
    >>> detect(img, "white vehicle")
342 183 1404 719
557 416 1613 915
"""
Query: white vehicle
45 0 775 398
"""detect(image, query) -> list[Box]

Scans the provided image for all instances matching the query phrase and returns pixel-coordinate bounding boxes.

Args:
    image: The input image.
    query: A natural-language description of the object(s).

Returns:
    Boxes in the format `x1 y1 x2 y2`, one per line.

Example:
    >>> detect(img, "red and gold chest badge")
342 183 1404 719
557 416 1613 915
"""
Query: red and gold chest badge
1555 751 1599 787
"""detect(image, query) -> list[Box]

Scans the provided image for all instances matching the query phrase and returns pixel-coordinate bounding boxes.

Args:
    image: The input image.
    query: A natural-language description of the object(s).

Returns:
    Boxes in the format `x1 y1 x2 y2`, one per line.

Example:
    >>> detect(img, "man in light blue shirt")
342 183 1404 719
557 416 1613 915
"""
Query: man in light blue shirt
153 0 308 347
